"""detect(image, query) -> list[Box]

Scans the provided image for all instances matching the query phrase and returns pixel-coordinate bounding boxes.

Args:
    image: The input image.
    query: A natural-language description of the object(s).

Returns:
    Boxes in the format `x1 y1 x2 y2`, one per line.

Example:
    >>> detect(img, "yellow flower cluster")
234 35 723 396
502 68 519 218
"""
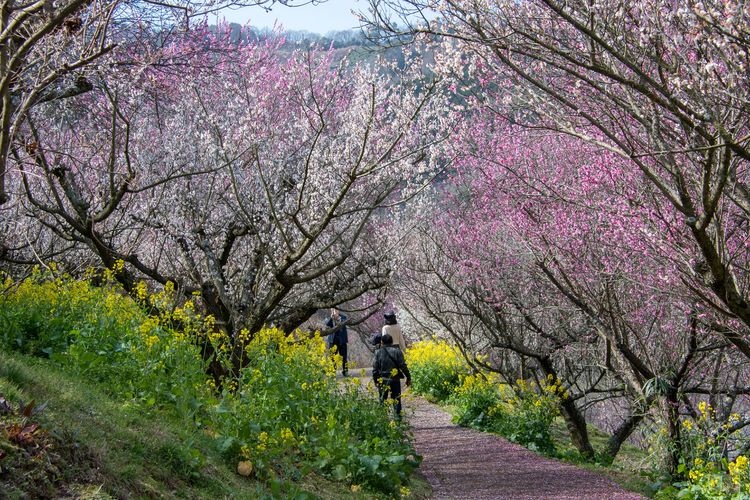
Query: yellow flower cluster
280 427 295 445
406 338 465 370
101 259 125 282
144 335 159 349
453 373 502 397
542 374 570 400
254 327 335 377
698 401 713 417
237 328 251 343
135 281 148 302
729 455 749 486
256 431 269 452
689 458 706 482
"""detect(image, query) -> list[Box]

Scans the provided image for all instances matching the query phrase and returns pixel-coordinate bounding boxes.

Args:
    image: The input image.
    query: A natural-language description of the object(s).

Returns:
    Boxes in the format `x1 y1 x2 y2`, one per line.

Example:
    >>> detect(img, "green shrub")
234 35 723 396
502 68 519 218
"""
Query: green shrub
448 373 503 428
0 267 213 421
405 339 561 455
658 401 750 498
405 339 469 402
447 372 560 455
211 328 420 496
486 377 561 455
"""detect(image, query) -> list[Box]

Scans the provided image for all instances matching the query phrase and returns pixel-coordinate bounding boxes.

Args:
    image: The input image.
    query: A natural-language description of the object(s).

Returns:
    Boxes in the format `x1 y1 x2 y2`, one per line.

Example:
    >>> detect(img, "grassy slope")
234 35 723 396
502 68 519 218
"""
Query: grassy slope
0 351 431 499
0 351 259 498
0 351 366 499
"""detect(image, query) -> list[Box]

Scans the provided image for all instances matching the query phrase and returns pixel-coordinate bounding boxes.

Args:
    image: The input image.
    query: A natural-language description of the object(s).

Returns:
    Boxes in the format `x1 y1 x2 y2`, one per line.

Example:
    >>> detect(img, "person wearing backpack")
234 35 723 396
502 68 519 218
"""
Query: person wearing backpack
372 333 411 418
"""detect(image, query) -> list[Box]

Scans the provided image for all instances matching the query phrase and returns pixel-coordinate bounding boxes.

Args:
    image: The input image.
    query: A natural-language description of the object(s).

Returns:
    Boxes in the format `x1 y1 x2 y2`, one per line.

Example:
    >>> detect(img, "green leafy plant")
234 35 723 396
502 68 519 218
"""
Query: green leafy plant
405 338 469 402
211 328 420 496
487 377 561 455
660 401 750 498
447 372 561 455
448 373 503 428
0 267 215 420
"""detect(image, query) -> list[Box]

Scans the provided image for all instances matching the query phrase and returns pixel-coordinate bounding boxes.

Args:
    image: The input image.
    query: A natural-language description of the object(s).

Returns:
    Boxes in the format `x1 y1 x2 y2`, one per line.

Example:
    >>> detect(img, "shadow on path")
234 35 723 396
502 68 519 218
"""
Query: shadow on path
404 395 644 500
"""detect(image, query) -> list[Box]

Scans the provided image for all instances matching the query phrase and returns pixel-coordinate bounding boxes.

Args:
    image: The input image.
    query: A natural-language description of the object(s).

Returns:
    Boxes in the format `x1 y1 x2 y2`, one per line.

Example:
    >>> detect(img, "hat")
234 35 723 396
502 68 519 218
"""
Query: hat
384 311 397 325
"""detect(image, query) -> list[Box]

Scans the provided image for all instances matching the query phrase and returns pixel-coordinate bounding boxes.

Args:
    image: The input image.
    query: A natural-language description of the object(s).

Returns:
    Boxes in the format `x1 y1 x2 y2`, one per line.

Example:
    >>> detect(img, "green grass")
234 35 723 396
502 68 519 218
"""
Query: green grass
549 417 656 497
0 351 431 498
1 351 255 498
0 351 316 498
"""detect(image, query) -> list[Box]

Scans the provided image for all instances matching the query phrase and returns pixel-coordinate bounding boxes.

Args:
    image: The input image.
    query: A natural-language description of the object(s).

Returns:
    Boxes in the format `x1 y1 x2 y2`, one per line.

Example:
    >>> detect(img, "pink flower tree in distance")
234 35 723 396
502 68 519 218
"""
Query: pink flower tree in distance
5 24 454 377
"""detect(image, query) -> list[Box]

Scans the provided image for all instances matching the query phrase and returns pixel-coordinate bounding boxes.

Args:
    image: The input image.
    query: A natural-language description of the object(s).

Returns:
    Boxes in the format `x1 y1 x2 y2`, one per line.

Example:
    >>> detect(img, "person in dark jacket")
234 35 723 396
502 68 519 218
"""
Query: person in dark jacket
325 308 348 376
372 333 411 418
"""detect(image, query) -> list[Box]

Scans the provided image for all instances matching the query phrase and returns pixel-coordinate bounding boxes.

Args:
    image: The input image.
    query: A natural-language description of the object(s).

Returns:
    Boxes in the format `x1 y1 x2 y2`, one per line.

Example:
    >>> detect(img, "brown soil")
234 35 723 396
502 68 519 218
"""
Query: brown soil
403 394 644 500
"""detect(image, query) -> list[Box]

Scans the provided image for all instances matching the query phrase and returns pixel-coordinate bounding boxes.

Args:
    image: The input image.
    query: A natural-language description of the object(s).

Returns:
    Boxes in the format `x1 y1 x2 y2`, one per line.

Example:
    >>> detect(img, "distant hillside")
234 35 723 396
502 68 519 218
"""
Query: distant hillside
207 23 418 72
223 23 368 49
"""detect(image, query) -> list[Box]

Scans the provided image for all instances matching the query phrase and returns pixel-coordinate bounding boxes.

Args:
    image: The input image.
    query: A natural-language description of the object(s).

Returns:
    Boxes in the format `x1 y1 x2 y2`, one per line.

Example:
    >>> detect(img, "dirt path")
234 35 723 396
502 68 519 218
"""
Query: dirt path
403 394 643 499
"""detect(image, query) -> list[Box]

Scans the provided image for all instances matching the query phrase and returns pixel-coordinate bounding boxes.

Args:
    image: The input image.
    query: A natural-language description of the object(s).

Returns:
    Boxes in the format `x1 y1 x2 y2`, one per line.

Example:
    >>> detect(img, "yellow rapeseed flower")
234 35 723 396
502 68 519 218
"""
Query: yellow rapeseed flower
144 335 159 349
729 455 749 485
698 401 711 416
280 427 295 444
135 281 148 302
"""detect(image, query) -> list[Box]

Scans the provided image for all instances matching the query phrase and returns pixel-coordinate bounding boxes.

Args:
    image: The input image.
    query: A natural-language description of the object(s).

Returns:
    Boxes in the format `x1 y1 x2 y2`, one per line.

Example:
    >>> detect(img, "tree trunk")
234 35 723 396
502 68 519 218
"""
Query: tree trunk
605 412 645 463
665 386 683 478
539 357 595 459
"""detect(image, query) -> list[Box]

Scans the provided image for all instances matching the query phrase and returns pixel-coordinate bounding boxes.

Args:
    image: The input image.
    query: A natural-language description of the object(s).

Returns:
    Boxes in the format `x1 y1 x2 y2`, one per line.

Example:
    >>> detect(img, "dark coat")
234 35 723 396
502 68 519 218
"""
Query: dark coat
373 345 411 383
325 314 348 345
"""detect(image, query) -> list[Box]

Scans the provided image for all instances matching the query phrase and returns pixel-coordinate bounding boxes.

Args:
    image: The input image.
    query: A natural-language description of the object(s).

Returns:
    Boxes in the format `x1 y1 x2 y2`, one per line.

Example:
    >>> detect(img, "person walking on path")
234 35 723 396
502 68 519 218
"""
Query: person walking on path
373 333 411 418
325 308 349 376
382 311 407 351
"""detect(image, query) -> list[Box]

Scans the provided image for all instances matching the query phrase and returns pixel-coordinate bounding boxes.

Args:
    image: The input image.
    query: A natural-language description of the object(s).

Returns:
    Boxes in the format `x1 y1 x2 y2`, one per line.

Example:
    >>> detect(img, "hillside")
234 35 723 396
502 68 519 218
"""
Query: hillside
1 352 314 498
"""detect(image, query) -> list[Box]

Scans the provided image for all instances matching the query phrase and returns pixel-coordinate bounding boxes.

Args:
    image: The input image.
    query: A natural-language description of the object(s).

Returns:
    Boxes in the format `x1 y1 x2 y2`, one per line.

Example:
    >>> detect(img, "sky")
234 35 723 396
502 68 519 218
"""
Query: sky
215 0 366 34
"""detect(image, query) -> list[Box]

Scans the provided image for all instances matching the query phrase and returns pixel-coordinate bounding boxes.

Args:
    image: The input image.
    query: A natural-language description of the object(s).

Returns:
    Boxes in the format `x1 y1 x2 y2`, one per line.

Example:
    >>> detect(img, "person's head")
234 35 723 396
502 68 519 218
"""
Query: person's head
384 312 397 325
381 333 393 346
330 308 340 319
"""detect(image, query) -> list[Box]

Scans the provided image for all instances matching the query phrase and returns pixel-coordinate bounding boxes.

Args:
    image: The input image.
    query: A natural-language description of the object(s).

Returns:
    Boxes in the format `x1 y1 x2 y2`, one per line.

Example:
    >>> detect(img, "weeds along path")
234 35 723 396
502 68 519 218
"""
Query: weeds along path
404 395 644 500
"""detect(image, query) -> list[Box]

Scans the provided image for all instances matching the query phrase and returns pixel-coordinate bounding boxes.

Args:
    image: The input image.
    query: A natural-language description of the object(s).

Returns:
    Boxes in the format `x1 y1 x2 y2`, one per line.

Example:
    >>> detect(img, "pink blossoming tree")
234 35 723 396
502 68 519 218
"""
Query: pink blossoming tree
397 115 750 466
4 25 452 376
0 0 310 206
368 0 750 357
